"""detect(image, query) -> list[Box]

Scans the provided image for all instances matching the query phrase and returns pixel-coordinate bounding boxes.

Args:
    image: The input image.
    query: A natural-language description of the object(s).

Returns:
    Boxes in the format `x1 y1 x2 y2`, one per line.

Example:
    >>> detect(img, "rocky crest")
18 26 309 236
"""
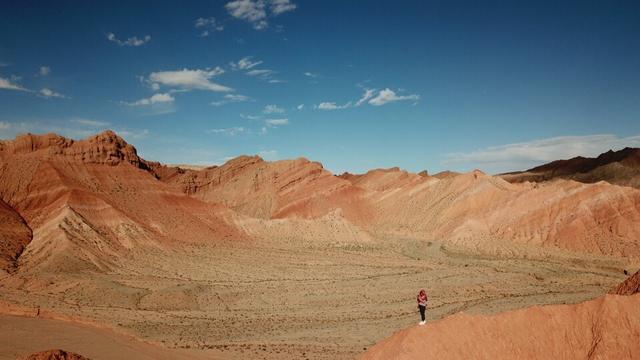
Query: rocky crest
501 147 640 189
0 130 145 168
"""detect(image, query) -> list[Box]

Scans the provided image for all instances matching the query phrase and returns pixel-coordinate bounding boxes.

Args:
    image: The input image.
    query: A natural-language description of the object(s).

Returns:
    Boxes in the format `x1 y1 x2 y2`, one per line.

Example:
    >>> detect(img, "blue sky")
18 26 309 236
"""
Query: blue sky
1 0 639 174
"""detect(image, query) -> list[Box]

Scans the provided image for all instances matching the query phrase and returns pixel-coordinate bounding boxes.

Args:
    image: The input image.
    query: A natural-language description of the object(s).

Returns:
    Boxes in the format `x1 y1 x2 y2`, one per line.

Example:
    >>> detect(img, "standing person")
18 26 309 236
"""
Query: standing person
417 289 428 325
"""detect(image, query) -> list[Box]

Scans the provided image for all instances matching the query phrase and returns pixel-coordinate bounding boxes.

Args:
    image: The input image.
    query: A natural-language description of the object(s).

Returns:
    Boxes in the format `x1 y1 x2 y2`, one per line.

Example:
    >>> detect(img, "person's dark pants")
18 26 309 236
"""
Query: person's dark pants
419 305 426 321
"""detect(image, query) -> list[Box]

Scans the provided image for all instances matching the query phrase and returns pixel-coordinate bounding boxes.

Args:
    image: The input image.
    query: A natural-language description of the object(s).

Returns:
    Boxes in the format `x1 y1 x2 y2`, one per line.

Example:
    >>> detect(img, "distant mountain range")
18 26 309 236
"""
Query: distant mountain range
2 131 640 276
501 147 640 189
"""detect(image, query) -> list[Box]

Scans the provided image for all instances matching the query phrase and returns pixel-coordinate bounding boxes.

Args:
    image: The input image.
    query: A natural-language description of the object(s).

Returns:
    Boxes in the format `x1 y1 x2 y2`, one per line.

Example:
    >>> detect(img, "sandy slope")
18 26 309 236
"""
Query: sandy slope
361 277 640 360
0 314 215 360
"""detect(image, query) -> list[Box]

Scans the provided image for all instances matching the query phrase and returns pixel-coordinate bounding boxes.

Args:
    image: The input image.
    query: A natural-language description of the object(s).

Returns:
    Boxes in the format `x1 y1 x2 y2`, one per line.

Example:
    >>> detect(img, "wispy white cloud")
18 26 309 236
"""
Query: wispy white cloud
265 118 289 126
0 119 147 142
122 93 175 106
368 88 419 106
39 88 69 99
69 118 110 127
443 134 640 173
207 126 247 136
317 101 351 110
148 68 232 92
225 0 296 30
118 128 150 140
0 120 96 139
39 66 51 76
355 88 375 106
315 87 419 110
258 149 279 160
225 0 268 30
195 17 224 37
230 56 281 82
270 0 296 15
106 32 151 47
297 104 304 110
240 113 262 120
246 69 274 77
303 71 319 78
210 93 250 106
263 104 285 114
0 76 29 92
230 56 263 70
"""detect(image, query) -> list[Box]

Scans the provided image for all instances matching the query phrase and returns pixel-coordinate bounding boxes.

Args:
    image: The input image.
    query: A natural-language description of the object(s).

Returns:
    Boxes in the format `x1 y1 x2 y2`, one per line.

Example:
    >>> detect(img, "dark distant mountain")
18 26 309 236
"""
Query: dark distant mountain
500 147 640 189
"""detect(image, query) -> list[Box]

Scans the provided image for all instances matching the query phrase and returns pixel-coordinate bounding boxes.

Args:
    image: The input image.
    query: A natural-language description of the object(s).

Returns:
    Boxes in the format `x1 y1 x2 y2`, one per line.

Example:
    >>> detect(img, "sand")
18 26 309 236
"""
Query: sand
0 237 629 359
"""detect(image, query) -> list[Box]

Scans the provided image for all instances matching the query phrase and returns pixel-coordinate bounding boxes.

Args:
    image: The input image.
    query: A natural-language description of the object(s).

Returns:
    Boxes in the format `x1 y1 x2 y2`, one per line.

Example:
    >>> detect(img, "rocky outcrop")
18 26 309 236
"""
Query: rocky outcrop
610 270 640 295
0 131 145 168
20 349 90 360
0 199 32 272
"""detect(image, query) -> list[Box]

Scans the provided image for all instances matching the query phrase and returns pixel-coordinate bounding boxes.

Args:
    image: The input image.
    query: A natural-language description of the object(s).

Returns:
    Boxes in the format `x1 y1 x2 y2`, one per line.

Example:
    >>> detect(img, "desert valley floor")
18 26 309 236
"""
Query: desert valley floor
1 237 633 359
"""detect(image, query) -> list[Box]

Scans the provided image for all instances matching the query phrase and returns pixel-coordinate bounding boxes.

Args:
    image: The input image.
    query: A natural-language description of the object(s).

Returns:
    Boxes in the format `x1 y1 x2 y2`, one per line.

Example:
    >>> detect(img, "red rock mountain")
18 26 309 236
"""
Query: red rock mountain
159 156 640 257
160 155 371 222
0 131 240 274
501 147 640 189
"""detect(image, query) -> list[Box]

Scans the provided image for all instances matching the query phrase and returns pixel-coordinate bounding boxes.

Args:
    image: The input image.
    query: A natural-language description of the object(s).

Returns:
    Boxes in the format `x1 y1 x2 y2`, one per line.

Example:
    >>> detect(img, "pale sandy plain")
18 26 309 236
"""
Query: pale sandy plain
1 131 639 359
1 237 632 359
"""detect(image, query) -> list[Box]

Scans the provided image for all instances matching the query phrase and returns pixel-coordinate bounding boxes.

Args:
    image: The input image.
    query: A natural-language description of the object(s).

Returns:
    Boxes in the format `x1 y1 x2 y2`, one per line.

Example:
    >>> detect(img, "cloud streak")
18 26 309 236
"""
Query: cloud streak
106 32 151 47
225 0 296 30
195 17 224 37
265 118 289 126
368 88 419 106
263 104 285 114
39 88 69 99
230 56 263 70
225 0 268 30
207 126 247 136
122 93 175 106
317 101 351 110
148 68 232 92
210 94 250 106
0 76 29 92
316 88 418 110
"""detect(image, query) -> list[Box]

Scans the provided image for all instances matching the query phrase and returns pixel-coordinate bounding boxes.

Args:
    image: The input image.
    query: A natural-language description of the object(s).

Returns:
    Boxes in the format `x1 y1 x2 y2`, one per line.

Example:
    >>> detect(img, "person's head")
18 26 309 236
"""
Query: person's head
419 289 426 297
